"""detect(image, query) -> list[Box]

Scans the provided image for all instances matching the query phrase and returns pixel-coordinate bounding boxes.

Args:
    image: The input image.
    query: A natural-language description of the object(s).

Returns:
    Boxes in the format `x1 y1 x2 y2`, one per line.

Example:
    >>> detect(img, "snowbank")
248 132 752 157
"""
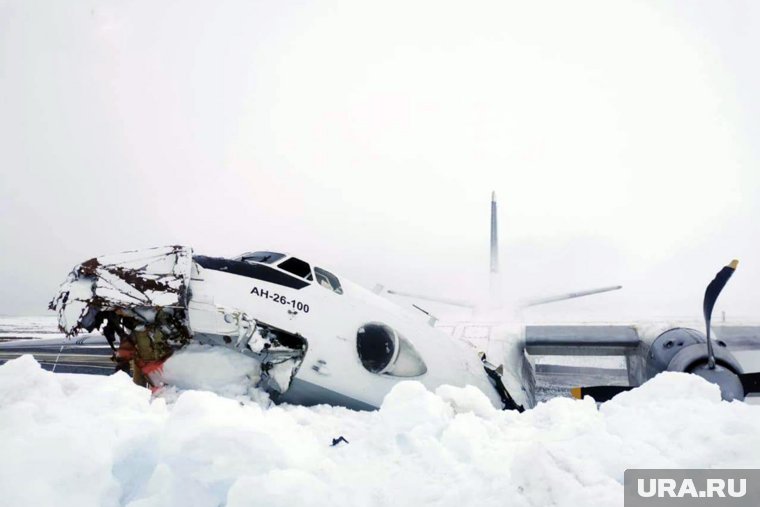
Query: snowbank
1 355 759 507
159 344 262 396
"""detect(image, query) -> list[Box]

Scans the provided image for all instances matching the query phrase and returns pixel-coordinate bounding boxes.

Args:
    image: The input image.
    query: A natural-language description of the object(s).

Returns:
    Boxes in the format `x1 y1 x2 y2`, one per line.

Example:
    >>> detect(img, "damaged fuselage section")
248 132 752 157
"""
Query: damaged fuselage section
50 245 513 411
49 246 306 396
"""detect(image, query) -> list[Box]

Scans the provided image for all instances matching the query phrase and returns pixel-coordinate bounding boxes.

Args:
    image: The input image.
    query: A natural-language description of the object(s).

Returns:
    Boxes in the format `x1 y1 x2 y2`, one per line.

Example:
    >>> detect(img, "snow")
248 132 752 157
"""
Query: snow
160 344 262 397
2 355 759 507
0 315 63 340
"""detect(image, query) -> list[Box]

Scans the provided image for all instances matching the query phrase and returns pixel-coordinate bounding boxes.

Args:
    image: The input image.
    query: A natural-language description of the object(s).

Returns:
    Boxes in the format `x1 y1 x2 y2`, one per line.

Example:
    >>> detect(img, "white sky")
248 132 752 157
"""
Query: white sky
1 0 759 320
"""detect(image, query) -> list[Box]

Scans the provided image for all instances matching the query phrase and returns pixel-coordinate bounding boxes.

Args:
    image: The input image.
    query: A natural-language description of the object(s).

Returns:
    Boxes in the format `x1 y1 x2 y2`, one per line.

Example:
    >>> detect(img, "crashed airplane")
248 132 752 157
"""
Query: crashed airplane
42 255 760 411
47 245 520 410
15 194 760 410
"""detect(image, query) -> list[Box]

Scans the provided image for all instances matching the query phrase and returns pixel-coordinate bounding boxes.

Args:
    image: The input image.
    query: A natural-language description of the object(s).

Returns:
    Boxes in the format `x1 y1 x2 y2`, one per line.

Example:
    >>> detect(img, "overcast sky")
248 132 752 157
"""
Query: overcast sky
1 0 758 321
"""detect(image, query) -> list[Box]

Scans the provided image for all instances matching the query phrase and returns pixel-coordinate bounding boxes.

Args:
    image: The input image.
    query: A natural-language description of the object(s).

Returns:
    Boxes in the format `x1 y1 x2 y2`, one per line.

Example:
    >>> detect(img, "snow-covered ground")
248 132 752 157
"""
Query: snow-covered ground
0 315 62 340
2 351 759 507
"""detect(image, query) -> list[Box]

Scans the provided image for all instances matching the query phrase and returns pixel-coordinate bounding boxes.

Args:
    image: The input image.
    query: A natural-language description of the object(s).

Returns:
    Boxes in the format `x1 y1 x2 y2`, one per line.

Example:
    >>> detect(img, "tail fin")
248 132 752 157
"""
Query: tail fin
489 191 500 303
490 191 499 274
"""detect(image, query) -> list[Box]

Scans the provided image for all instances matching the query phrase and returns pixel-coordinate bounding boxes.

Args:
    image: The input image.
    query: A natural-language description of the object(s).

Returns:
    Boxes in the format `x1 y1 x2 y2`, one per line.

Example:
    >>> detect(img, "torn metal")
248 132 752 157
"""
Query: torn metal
49 245 193 336
187 300 306 394
49 245 305 395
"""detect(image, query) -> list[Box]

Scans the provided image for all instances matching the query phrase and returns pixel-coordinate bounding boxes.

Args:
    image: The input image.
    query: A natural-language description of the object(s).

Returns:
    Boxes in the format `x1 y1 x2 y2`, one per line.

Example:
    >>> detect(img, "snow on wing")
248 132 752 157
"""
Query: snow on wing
49 245 193 335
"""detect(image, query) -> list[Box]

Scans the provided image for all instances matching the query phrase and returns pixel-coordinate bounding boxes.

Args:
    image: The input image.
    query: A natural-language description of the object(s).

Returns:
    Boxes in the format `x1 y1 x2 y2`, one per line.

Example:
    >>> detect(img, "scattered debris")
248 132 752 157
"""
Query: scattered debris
331 436 349 446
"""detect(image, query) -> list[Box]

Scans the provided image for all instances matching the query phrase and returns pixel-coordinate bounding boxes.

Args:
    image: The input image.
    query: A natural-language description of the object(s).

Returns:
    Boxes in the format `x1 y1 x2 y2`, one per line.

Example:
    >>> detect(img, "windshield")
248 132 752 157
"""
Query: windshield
238 251 286 264
278 257 313 281
314 267 343 294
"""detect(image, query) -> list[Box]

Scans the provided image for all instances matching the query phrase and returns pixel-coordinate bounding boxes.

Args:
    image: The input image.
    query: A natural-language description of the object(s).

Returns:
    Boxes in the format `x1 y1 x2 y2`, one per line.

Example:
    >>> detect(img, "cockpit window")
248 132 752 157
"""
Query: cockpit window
277 257 313 281
314 267 343 294
239 251 285 264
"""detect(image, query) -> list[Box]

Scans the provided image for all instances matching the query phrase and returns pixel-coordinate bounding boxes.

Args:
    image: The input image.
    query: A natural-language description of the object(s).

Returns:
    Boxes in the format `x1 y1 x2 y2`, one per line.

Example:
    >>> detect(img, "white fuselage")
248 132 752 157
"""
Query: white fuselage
188 258 504 410
435 320 536 408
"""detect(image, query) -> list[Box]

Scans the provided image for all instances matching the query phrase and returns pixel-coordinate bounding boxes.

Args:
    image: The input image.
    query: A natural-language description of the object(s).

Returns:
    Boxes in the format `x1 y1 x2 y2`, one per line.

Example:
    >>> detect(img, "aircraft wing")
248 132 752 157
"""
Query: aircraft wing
713 325 760 350
525 325 641 356
525 324 760 395
525 324 760 356
522 262 760 403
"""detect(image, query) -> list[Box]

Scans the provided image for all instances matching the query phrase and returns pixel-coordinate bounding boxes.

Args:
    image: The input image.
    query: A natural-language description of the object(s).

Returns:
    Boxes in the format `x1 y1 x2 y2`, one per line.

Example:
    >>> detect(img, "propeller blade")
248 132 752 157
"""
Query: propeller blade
739 371 760 395
704 260 738 322
570 385 634 401
703 259 739 369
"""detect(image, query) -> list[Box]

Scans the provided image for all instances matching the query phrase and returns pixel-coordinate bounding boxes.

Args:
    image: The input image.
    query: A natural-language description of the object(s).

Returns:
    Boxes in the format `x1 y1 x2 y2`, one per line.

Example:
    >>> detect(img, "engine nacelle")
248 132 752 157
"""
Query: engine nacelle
645 327 745 401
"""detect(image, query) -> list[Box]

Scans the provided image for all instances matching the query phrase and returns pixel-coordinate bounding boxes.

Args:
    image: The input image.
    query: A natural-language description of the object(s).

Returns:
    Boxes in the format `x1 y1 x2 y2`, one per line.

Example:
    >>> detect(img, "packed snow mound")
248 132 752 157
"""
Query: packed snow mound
159 344 262 397
1 356 759 507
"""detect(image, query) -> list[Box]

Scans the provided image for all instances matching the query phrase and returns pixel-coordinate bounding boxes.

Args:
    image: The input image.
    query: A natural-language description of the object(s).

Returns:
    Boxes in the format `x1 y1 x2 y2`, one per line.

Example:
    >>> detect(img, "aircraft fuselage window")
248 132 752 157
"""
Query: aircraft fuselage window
239 251 285 265
314 267 343 294
278 257 313 281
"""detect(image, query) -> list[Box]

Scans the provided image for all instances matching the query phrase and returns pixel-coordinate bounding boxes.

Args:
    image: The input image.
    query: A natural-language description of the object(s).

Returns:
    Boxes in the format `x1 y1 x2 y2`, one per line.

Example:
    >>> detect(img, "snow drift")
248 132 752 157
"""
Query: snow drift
1 353 759 507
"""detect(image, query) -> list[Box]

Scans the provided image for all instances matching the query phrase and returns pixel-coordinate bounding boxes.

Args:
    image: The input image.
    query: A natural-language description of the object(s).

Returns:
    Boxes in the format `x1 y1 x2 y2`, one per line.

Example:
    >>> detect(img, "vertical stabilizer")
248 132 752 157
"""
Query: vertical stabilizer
489 191 500 304
490 191 499 274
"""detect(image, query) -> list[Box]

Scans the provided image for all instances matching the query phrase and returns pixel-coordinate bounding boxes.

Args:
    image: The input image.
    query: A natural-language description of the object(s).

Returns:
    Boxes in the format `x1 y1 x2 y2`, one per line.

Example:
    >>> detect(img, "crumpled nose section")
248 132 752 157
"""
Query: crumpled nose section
49 245 193 335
